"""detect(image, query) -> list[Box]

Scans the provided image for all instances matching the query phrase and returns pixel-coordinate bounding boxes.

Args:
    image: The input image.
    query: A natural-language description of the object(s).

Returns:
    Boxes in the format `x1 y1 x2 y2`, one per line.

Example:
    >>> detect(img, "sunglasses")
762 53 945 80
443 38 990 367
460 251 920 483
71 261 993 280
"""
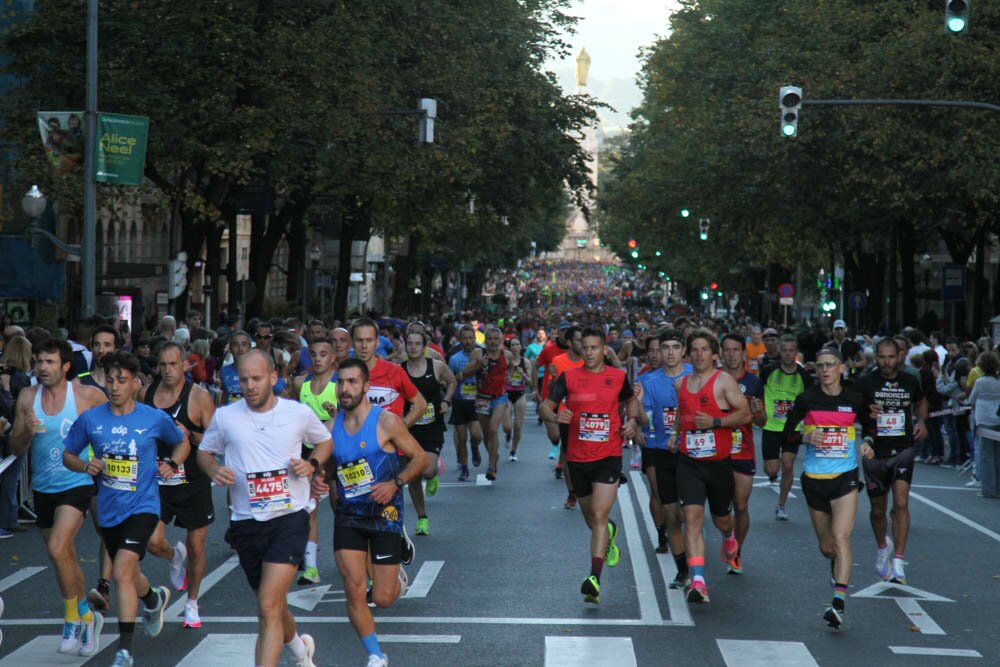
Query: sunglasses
814 361 840 370
256 334 273 340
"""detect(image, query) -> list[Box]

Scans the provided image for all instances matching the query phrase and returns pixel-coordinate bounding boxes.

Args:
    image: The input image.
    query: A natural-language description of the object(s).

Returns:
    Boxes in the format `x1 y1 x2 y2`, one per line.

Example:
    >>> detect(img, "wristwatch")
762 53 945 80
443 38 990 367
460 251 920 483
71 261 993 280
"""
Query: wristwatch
308 458 321 473
712 417 721 429
166 459 180 471
394 476 406 488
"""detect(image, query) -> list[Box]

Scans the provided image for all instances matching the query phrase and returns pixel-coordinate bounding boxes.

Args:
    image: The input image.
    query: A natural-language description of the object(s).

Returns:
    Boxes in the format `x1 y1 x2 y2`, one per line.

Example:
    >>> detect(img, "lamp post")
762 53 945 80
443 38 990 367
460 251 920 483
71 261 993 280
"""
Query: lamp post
21 185 81 256
309 244 323 321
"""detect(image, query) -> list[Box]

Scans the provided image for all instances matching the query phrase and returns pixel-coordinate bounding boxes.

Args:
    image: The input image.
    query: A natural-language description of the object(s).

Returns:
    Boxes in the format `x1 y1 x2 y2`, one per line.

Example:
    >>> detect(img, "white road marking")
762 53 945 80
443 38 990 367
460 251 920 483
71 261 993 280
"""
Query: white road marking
0 566 45 593
895 598 946 635
545 636 637 667
0 635 115 666
164 554 240 619
629 470 693 626
910 491 1000 544
890 646 982 658
717 639 819 667
475 474 492 486
617 478 663 623
403 560 444 599
287 584 333 611
0 614 690 627
852 581 952 635
178 632 461 664
379 634 461 643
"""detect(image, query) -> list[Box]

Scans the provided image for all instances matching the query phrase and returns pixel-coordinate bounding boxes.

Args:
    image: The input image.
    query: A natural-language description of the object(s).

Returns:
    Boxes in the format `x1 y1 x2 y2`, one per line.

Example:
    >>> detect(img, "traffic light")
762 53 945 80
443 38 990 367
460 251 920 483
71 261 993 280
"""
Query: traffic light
710 282 718 290
821 300 837 312
655 250 662 257
680 208 691 218
627 238 637 249
945 0 969 33
630 249 639 259
779 86 802 137
168 251 188 299
698 218 710 241
700 291 709 300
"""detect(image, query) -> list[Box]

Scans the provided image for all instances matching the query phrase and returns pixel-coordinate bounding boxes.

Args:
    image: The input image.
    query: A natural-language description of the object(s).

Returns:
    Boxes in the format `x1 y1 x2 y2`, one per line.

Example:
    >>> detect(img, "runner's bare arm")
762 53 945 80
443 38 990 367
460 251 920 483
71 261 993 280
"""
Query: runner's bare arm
402 390 428 429
190 384 216 445
369 410 428 505
913 396 929 440
717 374 751 427
196 449 235 486
8 386 38 455
435 360 458 404
77 384 109 411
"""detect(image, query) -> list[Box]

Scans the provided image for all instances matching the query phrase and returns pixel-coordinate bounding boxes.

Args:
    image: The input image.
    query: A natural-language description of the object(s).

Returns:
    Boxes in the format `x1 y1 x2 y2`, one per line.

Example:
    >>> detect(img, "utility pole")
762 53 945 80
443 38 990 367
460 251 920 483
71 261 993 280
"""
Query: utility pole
82 0 98 319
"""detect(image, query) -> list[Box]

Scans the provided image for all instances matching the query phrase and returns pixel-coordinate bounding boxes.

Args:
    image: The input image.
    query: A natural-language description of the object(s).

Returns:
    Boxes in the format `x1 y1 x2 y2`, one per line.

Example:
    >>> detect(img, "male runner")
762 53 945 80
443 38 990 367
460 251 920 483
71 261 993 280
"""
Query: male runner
402 330 456 535
760 334 812 519
456 326 513 481
74 323 118 394
540 327 640 604
534 323 570 461
671 331 751 603
782 347 869 628
856 338 927 584
220 331 252 404
10 338 107 657
745 326 767 374
313 358 428 667
549 327 584 504
720 334 766 574
63 351 186 667
758 328 781 369
140 342 217 628
447 326 483 481
198 349 331 667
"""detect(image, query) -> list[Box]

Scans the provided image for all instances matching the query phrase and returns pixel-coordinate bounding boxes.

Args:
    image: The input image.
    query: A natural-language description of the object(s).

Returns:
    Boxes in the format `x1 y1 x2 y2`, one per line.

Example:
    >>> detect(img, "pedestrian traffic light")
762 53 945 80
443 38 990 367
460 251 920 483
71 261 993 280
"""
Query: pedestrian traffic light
168 251 188 299
627 238 637 249
779 86 802 137
655 250 662 257
700 291 709 300
698 218 710 241
945 0 969 33
630 249 639 259
680 208 691 218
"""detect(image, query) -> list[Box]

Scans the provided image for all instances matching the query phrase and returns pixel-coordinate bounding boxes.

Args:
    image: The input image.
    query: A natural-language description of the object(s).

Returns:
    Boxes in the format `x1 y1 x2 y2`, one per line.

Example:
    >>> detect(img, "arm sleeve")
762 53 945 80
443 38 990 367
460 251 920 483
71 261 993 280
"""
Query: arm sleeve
782 394 807 442
199 410 225 455
63 413 89 456
548 373 568 405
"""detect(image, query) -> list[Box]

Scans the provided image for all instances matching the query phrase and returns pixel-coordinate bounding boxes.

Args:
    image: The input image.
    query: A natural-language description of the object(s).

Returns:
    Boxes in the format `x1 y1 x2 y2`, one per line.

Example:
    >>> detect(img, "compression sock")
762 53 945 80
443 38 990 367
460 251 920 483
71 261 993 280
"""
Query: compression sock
118 621 135 652
140 585 159 609
673 552 688 576
77 598 93 624
894 551 904 560
656 523 667 543
285 633 307 659
688 555 705 583
360 632 384 658
833 584 847 610
591 557 604 581
305 541 318 569
64 598 80 623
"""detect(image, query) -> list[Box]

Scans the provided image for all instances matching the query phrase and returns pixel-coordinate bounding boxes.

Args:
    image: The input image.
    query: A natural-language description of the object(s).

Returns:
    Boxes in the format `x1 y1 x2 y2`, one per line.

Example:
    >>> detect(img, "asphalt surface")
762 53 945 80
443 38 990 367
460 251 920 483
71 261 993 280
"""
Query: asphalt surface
1 404 999 666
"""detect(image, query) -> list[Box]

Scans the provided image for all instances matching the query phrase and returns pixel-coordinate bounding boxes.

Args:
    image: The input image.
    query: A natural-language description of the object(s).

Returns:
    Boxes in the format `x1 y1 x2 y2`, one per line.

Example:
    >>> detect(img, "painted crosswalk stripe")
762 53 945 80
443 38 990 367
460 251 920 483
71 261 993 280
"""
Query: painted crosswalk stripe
544 636 637 667
0 635 116 666
403 560 444 599
177 633 461 665
0 566 45 593
617 480 662 624
164 554 240 619
890 646 982 658
717 639 819 667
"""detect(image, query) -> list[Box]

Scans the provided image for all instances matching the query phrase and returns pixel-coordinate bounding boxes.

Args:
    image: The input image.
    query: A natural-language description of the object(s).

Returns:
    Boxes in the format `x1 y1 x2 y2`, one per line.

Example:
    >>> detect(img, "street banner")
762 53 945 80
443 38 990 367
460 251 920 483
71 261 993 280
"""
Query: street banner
95 112 150 185
37 111 85 176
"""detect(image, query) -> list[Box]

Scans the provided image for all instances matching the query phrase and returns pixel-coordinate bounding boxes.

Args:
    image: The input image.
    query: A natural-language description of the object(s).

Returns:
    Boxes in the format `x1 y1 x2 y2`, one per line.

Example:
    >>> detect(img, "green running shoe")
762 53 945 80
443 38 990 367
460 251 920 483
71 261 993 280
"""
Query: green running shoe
426 475 439 497
298 566 320 585
606 520 620 567
581 575 600 604
416 517 430 535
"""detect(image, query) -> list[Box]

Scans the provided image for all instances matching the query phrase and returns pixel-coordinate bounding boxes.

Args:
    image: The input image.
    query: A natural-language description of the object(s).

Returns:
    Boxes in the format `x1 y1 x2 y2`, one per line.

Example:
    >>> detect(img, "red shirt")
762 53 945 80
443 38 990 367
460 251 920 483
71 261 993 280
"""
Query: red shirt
477 350 508 398
677 370 733 462
366 358 419 417
548 365 633 463
536 341 565 401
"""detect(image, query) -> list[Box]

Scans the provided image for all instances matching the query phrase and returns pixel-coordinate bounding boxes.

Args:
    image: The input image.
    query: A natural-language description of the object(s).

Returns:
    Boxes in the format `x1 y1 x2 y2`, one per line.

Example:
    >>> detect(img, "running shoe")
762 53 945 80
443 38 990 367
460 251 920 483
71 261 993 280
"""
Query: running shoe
509 453 518 462
425 475 439 497
366 655 389 667
87 580 111 612
401 526 415 565
669 570 688 590
398 565 409 597
0 529 12 539
727 554 743 575
720 535 739 568
890 557 906 584
57 620 82 654
295 634 316 667
775 505 789 521
655 532 669 554
581 575 600 604
485 466 497 481
606 520 620 568
875 536 894 581
142 586 170 638
564 494 577 509
505 430 512 445
170 541 188 591
415 517 430 536
554 466 563 480
366 580 375 608
685 580 710 604
78 611 103 657
471 446 482 467
111 648 134 667
298 566 320 585
548 445 559 460
458 465 470 482
182 600 202 629
823 605 844 629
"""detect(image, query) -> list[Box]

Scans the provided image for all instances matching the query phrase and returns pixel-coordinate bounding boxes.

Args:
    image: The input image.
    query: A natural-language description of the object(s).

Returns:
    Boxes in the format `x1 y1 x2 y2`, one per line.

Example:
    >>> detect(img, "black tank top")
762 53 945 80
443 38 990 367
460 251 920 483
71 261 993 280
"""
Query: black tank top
402 359 444 437
143 379 206 481
77 372 108 396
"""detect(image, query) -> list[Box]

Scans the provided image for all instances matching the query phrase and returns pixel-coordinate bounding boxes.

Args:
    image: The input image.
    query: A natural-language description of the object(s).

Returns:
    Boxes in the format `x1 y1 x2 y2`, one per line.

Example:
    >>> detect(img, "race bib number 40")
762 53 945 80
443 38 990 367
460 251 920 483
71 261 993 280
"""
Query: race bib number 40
685 430 717 459
877 412 906 437
816 427 850 458
103 454 138 492
336 458 376 499
246 469 292 514
579 412 611 442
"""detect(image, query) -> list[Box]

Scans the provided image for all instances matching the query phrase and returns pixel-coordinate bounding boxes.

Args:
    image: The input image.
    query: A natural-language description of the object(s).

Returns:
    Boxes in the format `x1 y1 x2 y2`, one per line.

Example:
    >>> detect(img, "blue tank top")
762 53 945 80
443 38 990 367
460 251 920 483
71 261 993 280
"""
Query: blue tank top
449 349 477 401
331 406 402 533
31 386 93 493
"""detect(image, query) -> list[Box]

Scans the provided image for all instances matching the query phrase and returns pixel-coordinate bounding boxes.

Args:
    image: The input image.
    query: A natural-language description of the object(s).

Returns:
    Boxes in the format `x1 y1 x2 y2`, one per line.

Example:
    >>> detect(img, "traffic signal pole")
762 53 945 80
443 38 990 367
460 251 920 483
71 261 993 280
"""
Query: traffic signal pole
801 98 1000 113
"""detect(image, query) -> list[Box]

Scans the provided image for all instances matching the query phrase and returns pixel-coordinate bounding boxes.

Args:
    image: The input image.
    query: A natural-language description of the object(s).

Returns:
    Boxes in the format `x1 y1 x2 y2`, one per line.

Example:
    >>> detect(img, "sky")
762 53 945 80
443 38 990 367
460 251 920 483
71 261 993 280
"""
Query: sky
545 0 682 134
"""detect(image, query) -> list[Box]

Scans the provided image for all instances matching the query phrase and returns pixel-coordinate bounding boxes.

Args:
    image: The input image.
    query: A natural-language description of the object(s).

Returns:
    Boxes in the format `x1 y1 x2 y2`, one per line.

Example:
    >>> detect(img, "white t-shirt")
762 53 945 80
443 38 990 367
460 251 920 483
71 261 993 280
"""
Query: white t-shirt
200 398 331 521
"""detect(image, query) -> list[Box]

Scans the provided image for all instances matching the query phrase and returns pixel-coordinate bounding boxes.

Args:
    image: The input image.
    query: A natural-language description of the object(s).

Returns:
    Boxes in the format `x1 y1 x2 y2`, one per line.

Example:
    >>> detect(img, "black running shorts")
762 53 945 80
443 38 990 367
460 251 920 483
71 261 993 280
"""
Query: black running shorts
862 447 916 498
676 455 734 517
761 429 798 460
567 456 623 499
640 448 679 504
801 469 862 513
100 513 158 561
33 483 94 529
333 523 402 564
160 479 215 530
448 400 478 426
229 509 309 590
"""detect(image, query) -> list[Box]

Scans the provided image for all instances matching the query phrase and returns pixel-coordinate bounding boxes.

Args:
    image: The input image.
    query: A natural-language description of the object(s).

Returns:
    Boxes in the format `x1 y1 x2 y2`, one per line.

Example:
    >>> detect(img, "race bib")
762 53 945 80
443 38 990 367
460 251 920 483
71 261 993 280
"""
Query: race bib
102 454 138 492
475 395 492 415
685 430 717 459
336 458 376 499
156 457 187 486
511 371 524 386
246 469 292 514
816 427 850 458
877 411 906 437
774 400 793 419
662 407 677 431
416 403 436 426
228 393 242 404
579 412 611 442
748 358 759 372
731 428 744 455
460 383 477 398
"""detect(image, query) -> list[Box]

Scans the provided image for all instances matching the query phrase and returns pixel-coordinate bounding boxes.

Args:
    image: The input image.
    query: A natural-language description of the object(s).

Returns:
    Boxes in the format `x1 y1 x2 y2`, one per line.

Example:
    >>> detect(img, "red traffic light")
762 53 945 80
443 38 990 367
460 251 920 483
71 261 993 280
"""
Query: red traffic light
710 282 718 290
627 239 637 249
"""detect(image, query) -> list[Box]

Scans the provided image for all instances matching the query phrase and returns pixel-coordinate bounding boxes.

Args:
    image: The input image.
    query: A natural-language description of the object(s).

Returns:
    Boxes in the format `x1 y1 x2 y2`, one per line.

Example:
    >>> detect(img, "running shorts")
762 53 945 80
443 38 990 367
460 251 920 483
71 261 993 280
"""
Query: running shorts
33 484 94 529
676 455 734 517
801 468 862 513
333 523 402 564
566 456 622 499
761 429 799 460
100 513 158 561
640 448 678 504
448 400 478 426
160 479 215 530
229 509 309 590
862 447 916 498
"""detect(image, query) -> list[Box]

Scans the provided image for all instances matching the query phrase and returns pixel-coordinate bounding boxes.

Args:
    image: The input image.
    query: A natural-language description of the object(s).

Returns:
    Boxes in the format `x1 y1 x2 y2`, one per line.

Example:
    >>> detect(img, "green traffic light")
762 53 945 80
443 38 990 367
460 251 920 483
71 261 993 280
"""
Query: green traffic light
947 17 966 32
658 271 665 277
700 291 709 300
781 123 796 137
630 250 639 259
716 291 723 297
655 250 662 257
680 209 690 218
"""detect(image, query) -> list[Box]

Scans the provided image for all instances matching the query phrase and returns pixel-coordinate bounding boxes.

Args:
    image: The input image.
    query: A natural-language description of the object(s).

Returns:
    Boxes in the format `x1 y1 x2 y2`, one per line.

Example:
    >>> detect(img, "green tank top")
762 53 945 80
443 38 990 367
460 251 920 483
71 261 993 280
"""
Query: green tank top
299 374 338 421
763 366 808 432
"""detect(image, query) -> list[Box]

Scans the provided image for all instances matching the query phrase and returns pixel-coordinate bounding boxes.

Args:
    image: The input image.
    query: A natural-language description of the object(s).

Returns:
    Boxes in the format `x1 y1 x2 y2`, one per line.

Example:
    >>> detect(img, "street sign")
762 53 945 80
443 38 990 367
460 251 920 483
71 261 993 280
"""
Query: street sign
777 283 794 298
848 291 868 310
779 297 794 306
942 264 965 302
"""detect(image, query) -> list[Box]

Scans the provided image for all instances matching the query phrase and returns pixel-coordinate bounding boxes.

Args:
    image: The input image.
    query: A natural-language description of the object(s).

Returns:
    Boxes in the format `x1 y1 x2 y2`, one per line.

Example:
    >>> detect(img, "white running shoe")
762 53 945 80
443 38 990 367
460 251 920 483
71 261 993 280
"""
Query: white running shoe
78 611 103 656
398 565 409 598
110 648 134 666
57 621 82 654
509 453 518 462
294 633 316 667
890 557 907 584
182 599 202 628
142 586 170 637
366 654 389 667
876 536 894 581
774 505 789 521
170 541 188 591
400 527 415 566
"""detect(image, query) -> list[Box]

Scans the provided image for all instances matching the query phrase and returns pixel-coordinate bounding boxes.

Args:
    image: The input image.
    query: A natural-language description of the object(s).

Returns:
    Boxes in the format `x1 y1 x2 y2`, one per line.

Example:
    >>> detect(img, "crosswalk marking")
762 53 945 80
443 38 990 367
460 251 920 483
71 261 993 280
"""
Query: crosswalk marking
0 635 115 666
544 636 637 667
403 560 444 599
717 639 819 667
177 633 461 665
617 480 662 624
164 555 240 619
0 566 45 593
890 646 982 658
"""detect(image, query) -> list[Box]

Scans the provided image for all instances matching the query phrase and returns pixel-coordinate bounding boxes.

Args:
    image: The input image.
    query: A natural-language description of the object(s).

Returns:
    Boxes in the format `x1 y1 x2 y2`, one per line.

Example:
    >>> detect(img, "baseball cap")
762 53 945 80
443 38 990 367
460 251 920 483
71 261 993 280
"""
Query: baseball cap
558 320 572 330
833 319 847 329
762 328 779 337
816 345 845 362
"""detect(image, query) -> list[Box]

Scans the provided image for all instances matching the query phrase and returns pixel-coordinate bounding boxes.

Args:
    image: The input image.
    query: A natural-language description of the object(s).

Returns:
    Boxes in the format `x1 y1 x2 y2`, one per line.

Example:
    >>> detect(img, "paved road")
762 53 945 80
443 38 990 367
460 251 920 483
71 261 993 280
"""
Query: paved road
1 406 998 665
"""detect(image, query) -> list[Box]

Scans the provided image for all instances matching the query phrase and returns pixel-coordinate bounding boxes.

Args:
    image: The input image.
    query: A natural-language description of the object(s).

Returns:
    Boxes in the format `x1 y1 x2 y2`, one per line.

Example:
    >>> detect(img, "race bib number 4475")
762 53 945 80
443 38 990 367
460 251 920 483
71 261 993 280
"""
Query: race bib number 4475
246 469 292 514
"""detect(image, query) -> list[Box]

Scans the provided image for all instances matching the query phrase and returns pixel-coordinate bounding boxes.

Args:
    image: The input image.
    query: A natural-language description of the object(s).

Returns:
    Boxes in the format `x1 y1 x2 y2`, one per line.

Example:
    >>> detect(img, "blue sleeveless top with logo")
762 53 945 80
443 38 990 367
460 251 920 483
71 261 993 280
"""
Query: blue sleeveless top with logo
331 405 402 534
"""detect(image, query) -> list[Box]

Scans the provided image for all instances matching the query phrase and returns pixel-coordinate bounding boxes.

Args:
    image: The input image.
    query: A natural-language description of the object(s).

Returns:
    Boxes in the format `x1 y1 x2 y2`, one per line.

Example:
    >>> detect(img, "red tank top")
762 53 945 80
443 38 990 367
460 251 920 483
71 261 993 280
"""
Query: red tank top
477 350 508 398
677 370 733 461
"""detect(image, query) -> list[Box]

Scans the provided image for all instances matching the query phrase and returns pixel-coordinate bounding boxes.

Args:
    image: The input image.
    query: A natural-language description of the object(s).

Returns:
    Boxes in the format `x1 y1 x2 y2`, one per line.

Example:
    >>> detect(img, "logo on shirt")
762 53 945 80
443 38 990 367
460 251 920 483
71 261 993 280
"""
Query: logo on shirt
134 428 148 435
60 418 74 439
367 386 399 408
381 505 399 521
111 425 128 436
95 425 103 433
838 407 853 413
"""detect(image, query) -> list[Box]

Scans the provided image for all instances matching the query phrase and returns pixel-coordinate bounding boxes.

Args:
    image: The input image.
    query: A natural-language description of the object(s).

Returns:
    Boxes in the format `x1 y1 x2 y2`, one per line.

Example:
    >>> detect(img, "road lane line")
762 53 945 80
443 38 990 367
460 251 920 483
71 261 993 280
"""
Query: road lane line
629 471 693 626
909 491 1000 544
545 636 637 667
379 634 461 643
0 635 116 665
2 615 689 627
617 477 663 623
164 554 240 619
717 639 819 667
896 598 945 635
403 560 443 599
0 566 45 593
890 646 982 657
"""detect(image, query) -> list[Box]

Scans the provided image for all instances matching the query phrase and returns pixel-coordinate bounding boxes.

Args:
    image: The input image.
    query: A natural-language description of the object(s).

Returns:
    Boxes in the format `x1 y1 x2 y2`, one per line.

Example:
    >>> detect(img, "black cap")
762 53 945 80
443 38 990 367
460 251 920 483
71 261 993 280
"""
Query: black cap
816 345 845 362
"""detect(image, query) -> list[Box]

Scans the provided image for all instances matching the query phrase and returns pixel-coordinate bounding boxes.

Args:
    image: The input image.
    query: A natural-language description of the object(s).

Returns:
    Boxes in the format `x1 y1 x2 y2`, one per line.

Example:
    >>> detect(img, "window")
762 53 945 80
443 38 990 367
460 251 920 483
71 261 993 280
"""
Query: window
241 246 248 260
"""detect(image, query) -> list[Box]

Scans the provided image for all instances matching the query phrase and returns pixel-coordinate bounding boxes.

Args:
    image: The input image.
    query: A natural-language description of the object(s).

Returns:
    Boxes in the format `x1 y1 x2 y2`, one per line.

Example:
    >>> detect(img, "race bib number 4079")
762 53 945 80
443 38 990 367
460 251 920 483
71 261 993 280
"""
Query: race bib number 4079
578 412 611 442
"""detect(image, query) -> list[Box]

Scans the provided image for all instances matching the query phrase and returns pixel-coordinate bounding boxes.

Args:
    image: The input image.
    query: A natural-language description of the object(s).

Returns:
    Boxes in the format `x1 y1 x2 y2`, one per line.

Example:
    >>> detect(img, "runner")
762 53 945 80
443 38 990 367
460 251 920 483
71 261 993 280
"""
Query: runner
534 322 571 461
502 337 532 461
745 326 767 375
631 331 660 469
782 347 869 628
402 330 457 536
220 331 252 405
447 326 484 482
720 334 766 574
352 317 427 426
758 328 781 369
140 342 217 629
539 326 640 605
63 351 187 667
549 327 585 505
197 349 330 667
856 338 927 584
312 358 428 667
9 338 107 657
671 331 751 604
760 334 812 519
456 326 514 481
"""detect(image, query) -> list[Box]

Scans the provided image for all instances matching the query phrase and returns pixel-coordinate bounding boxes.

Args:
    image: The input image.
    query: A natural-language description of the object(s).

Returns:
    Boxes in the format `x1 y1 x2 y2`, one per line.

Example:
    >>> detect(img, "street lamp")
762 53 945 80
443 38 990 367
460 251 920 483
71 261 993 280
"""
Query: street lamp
20 186 81 256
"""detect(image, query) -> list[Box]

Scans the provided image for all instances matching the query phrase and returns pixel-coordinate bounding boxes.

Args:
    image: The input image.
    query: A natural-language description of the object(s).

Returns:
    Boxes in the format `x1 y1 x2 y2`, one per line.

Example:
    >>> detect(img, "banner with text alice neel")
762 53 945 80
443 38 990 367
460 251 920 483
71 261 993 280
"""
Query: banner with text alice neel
95 112 150 186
